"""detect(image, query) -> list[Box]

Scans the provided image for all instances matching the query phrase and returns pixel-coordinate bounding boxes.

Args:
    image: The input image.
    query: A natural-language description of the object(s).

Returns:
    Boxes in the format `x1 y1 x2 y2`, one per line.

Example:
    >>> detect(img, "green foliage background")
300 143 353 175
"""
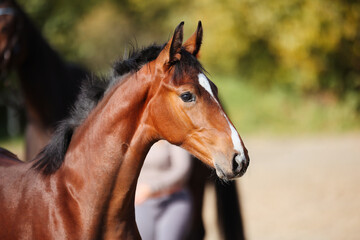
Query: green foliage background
12 0 360 134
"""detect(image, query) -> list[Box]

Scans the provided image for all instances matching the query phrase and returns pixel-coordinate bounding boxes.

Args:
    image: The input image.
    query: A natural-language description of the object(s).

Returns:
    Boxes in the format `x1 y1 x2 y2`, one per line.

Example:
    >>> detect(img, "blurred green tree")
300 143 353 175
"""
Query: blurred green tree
16 0 360 107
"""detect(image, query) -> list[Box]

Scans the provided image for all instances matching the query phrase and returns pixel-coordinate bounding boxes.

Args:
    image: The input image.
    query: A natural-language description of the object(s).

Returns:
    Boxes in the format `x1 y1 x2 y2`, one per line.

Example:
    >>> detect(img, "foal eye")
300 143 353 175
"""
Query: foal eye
180 92 195 102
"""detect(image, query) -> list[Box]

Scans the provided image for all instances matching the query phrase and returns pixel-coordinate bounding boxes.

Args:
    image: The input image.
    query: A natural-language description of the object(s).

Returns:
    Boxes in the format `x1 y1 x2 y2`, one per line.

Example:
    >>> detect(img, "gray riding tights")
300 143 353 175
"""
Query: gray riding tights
135 189 193 240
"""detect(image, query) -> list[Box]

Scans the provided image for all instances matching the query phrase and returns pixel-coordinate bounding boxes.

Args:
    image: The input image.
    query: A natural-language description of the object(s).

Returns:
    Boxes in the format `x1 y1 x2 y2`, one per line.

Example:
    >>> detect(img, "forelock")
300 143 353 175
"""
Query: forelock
172 48 205 84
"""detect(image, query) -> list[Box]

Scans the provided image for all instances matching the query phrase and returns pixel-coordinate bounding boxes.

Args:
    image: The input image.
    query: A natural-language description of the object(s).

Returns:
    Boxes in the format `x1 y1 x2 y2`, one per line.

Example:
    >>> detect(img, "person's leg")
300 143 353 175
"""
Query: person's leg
135 199 159 240
156 189 193 240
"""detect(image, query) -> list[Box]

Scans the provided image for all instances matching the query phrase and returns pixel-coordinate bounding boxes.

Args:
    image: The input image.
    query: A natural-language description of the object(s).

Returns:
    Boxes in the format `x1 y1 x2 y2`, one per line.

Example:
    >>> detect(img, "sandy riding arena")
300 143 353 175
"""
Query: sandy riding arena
2 134 359 239
204 133 360 240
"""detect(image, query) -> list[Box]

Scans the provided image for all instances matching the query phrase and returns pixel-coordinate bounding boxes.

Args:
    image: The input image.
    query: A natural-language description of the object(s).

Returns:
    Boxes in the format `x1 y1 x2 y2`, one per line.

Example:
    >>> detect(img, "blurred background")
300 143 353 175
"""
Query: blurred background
1 0 359 239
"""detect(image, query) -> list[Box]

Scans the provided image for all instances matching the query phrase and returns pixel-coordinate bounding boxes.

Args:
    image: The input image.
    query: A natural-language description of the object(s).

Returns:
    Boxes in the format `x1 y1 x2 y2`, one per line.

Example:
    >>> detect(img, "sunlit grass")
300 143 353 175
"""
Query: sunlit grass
1 76 359 151
213 75 360 136
0 136 25 159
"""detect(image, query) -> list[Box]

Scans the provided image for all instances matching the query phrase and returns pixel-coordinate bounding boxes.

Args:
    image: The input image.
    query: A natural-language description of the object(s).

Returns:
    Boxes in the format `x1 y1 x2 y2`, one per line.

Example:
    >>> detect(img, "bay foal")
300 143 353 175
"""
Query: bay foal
0 22 249 239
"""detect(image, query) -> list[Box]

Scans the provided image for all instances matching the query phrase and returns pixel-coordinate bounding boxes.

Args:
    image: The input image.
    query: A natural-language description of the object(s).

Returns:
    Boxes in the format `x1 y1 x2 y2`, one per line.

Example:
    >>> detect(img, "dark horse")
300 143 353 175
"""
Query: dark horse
0 0 246 238
0 21 249 239
0 0 88 160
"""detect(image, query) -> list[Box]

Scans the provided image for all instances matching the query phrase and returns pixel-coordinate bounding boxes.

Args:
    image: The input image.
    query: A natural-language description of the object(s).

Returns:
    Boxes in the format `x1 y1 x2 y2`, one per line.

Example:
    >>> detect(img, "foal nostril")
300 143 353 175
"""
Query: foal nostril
232 154 243 173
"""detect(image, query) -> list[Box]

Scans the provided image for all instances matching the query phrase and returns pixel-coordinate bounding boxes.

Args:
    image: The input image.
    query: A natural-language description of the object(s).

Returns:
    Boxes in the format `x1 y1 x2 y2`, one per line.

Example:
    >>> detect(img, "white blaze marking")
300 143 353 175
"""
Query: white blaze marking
198 73 215 98
198 73 245 158
229 123 244 156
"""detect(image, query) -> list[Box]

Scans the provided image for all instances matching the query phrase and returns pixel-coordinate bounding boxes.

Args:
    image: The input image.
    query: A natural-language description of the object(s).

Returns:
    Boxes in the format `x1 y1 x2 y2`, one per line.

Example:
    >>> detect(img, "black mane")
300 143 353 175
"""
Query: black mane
33 44 204 174
112 44 163 76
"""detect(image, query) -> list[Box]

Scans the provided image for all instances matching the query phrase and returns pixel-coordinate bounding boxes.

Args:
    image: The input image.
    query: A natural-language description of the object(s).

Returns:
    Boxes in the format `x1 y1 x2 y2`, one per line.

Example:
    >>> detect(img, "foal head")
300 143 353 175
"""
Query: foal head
145 22 249 180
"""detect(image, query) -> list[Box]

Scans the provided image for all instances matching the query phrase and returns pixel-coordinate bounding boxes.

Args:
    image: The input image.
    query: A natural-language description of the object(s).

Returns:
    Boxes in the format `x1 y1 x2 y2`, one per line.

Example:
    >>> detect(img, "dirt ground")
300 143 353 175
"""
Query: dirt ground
203 133 360 240
2 134 359 239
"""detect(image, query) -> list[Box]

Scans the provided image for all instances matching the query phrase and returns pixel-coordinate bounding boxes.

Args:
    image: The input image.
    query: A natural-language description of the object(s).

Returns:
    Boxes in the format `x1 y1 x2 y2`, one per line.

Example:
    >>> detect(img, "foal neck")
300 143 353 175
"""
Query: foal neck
61 69 157 238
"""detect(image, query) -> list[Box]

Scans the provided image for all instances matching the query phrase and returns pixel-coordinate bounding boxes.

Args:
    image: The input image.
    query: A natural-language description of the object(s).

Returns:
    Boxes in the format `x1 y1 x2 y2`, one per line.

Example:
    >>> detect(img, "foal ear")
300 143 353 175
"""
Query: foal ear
183 21 203 57
158 22 184 66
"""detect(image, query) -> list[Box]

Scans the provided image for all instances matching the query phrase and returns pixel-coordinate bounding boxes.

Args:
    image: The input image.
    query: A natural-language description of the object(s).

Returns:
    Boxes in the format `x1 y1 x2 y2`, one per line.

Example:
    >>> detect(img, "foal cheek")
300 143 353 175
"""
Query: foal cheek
153 95 192 143
165 98 193 142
